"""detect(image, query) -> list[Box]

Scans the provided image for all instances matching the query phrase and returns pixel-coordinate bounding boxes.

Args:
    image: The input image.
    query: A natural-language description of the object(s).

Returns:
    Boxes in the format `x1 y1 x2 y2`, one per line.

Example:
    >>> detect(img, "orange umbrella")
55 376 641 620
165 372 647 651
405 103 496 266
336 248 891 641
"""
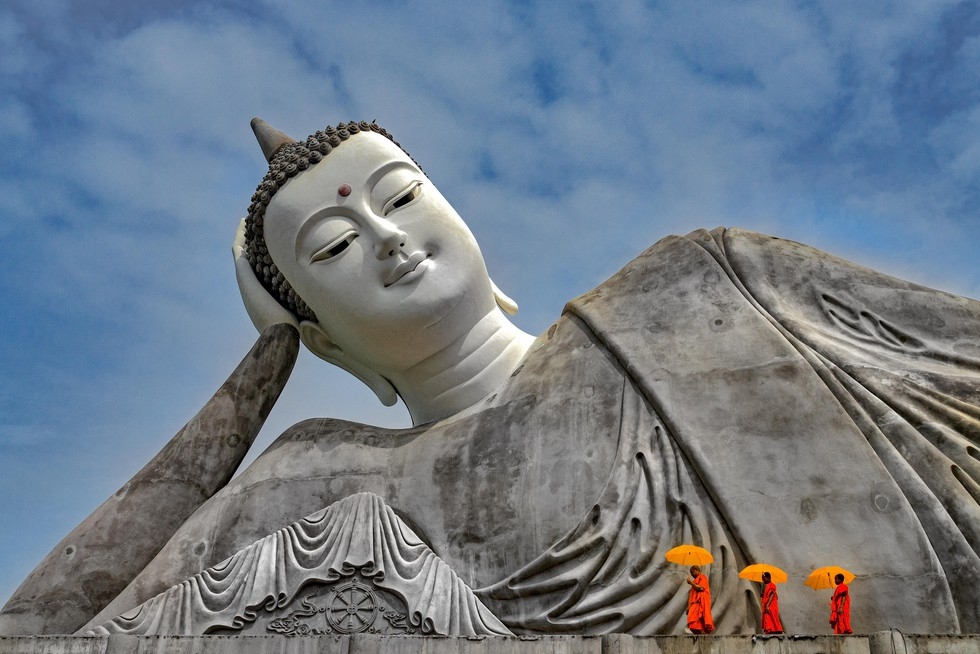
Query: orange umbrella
738 563 788 583
665 545 714 567
805 566 855 590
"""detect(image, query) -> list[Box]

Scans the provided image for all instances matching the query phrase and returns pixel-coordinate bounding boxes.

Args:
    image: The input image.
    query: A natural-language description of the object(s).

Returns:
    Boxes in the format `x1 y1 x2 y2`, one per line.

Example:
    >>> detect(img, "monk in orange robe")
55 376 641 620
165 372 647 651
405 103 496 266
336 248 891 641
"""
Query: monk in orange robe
761 571 784 634
830 574 852 634
686 565 715 634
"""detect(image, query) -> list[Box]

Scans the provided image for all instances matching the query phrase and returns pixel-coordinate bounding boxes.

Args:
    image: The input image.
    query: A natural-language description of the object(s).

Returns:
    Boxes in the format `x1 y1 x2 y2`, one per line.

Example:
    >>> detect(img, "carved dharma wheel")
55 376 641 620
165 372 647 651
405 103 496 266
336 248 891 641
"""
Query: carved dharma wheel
327 580 380 633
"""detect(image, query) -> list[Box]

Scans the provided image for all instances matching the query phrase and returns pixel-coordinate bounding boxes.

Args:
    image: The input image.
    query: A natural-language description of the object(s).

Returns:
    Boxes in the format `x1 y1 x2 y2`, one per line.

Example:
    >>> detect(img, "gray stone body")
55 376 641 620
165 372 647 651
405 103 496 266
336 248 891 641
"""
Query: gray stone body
6 228 980 636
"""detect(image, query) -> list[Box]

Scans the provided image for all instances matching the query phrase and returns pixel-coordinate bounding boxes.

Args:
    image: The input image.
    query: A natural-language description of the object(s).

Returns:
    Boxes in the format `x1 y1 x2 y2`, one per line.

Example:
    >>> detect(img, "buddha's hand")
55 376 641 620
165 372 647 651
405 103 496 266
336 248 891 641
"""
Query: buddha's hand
233 218 299 331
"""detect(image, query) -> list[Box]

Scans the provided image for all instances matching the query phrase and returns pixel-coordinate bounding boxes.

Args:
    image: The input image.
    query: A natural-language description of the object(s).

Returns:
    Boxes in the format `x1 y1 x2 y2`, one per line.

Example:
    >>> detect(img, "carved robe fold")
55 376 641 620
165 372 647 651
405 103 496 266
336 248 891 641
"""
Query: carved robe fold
86 493 510 636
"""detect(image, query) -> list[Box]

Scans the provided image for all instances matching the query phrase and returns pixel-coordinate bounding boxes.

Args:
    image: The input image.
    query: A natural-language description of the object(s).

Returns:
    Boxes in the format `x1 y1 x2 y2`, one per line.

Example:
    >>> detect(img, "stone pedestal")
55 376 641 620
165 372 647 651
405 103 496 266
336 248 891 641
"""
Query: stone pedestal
1 633 978 654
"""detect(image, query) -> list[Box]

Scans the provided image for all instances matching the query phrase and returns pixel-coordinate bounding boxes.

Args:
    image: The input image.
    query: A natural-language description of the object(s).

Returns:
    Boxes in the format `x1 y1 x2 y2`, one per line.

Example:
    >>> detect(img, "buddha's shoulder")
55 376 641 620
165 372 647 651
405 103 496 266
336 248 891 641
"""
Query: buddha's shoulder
239 417 499 480
604 225 865 271
582 224 976 307
259 417 426 456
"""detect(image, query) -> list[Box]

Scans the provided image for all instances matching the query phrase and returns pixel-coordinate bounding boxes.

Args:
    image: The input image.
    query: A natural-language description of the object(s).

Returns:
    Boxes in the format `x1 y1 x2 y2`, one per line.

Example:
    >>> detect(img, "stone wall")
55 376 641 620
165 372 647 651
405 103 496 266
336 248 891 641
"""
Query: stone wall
0 633 977 654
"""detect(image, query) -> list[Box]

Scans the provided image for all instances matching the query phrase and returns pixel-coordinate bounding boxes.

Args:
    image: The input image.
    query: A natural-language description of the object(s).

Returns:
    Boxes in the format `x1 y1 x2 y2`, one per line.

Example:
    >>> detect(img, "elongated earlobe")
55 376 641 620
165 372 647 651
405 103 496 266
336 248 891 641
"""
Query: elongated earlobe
298 321 399 406
491 278 519 315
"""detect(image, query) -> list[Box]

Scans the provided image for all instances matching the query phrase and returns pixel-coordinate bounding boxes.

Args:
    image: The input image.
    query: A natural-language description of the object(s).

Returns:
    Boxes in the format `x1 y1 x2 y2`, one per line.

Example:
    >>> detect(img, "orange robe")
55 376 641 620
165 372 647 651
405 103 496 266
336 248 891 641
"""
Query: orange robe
687 573 715 634
830 583 852 634
761 582 783 633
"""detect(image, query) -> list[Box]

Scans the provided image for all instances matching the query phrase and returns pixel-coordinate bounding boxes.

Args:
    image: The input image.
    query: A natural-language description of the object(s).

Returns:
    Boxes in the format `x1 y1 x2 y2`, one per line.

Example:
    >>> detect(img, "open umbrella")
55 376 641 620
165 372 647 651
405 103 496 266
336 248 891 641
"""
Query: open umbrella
665 545 714 567
738 563 788 583
805 566 855 590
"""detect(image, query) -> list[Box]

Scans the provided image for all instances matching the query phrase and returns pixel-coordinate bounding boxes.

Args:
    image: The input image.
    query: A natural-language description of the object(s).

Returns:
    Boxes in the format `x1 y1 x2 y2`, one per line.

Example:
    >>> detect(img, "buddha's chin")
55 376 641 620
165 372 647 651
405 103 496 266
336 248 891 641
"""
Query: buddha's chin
395 267 491 329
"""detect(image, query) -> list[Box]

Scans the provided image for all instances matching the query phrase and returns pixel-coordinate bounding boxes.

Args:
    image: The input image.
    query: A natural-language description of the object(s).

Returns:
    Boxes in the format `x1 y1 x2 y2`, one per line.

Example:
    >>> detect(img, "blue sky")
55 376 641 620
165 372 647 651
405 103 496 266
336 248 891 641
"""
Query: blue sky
2 0 979 607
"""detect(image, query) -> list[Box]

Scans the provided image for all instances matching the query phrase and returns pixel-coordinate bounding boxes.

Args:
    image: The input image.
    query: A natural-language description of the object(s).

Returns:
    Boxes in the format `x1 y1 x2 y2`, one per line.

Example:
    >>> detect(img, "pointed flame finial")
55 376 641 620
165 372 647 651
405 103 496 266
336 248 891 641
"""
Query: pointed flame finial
251 117 295 162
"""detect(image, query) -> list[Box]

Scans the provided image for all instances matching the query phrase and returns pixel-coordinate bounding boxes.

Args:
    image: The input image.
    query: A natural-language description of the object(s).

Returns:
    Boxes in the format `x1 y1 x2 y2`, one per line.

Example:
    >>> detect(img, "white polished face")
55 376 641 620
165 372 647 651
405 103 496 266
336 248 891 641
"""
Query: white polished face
263 132 497 372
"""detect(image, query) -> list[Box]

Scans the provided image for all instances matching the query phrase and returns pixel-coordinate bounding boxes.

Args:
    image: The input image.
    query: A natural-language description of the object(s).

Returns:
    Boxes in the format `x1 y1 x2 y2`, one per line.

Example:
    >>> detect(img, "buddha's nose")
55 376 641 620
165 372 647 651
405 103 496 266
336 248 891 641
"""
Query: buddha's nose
368 216 408 259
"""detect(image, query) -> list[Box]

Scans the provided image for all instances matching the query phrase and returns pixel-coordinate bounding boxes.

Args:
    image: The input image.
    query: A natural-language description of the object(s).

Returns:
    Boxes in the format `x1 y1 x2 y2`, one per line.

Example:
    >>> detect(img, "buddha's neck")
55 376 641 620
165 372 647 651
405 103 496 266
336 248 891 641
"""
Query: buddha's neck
389 309 536 425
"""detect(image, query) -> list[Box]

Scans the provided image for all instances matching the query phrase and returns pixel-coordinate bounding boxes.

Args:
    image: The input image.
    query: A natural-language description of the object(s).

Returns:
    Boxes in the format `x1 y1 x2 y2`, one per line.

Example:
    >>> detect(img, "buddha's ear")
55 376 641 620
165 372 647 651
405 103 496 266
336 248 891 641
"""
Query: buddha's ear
298 320 399 406
490 278 519 315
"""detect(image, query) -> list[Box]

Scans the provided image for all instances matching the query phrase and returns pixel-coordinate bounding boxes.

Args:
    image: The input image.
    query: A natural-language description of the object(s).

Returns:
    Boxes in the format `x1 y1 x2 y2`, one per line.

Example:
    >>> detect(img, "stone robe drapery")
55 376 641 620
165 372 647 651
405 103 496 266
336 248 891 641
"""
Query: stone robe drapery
85 493 511 636
73 228 980 635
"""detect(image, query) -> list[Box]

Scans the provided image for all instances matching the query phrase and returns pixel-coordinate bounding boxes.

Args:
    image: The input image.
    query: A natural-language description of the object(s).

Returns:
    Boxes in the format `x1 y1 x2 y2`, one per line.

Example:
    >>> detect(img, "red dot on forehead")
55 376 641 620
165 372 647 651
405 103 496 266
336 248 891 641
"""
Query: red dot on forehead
338 183 352 197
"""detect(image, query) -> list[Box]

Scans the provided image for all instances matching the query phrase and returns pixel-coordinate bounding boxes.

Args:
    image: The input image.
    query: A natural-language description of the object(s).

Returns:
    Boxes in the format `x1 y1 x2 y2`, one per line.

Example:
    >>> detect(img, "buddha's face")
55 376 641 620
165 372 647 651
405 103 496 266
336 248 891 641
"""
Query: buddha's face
263 131 496 371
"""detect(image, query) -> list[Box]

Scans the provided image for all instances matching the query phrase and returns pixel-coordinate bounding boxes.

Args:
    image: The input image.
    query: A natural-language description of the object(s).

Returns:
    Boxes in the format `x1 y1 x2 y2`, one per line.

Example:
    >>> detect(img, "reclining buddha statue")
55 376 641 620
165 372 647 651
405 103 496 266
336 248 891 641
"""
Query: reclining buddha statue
2 119 978 637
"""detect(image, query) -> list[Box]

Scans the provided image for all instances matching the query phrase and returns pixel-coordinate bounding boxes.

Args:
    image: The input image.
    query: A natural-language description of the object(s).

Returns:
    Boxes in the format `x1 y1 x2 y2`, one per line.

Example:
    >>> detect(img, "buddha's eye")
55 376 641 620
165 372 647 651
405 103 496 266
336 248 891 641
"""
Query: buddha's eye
382 181 423 216
311 231 357 263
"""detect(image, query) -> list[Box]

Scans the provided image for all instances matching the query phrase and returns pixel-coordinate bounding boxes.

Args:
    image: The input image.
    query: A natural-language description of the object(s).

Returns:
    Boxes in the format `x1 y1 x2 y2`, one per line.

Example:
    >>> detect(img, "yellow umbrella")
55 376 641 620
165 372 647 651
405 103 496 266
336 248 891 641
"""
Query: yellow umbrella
665 545 714 567
738 563 788 584
805 566 855 590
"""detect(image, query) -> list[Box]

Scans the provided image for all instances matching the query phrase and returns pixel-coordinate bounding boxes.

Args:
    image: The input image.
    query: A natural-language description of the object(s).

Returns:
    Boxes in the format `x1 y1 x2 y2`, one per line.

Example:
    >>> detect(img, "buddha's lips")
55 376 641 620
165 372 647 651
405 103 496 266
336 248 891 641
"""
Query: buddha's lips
385 251 430 287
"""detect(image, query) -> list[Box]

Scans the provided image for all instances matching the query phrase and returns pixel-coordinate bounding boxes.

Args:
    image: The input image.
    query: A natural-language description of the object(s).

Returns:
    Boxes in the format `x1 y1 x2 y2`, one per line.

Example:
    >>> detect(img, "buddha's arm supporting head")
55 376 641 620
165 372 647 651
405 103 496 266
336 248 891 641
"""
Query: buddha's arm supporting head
236 119 529 420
